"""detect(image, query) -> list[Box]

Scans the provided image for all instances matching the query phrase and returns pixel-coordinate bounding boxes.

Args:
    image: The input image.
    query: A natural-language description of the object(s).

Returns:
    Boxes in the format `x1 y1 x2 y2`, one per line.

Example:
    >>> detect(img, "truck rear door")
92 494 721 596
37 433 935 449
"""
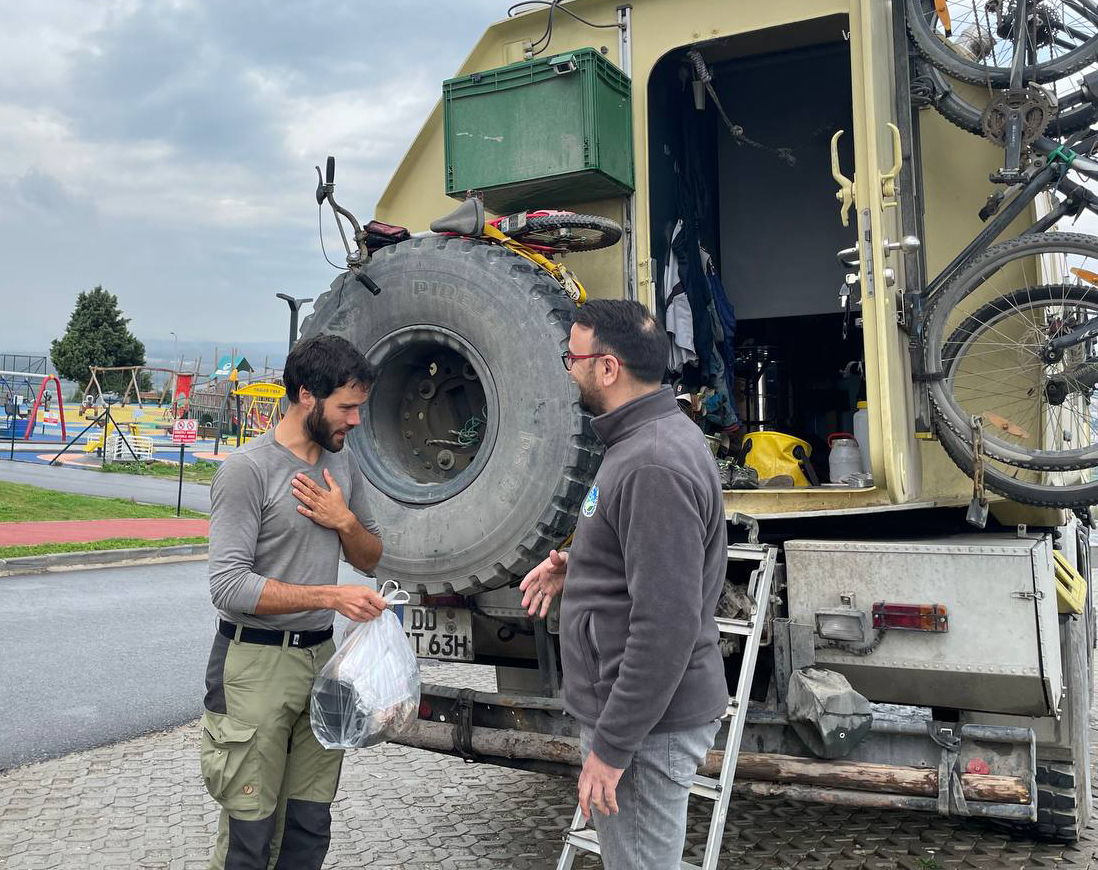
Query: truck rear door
847 0 922 502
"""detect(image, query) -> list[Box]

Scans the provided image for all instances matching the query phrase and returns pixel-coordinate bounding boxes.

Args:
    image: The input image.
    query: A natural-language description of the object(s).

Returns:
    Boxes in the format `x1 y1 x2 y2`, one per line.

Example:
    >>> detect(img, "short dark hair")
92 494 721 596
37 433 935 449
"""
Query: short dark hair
572 299 668 384
283 334 375 403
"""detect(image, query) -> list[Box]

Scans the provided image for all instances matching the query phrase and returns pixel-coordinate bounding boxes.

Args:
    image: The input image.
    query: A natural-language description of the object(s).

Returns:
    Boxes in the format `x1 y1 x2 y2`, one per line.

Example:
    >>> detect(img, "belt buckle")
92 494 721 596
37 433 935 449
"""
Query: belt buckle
290 632 302 648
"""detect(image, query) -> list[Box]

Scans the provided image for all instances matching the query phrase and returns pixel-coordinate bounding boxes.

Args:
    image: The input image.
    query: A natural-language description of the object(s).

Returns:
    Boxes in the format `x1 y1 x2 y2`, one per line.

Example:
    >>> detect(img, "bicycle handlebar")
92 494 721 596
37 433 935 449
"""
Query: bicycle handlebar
326 156 335 186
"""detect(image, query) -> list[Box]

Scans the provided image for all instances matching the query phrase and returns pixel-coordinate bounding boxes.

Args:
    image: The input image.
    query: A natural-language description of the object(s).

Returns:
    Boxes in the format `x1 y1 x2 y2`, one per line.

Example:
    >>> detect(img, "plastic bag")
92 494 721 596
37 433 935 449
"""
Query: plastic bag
310 582 421 749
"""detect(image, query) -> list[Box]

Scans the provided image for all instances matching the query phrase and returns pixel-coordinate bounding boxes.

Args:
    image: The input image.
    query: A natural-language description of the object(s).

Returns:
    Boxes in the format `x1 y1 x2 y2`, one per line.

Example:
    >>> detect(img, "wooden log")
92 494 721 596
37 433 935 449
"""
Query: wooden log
395 720 1029 804
701 750 1030 804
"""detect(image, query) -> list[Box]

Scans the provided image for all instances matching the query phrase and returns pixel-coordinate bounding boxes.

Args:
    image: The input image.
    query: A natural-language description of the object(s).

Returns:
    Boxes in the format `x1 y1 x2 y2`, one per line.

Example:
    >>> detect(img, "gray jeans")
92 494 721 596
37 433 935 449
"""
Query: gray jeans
579 720 720 870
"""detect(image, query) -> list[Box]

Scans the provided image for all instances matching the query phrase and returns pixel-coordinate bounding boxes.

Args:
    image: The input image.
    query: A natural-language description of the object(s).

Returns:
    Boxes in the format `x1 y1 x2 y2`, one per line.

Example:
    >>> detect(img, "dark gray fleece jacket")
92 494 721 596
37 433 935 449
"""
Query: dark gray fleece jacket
559 386 728 769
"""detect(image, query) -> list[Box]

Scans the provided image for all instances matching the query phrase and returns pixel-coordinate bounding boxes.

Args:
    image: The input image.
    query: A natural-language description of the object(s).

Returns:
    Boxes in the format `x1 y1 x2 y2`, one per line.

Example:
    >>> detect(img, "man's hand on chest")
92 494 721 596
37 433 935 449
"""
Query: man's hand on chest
291 469 355 533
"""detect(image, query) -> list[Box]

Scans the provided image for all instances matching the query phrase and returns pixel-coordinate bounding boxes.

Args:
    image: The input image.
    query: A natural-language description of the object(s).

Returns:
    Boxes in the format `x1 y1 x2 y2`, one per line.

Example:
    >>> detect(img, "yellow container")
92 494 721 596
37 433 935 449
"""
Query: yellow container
741 432 813 487
1053 551 1087 615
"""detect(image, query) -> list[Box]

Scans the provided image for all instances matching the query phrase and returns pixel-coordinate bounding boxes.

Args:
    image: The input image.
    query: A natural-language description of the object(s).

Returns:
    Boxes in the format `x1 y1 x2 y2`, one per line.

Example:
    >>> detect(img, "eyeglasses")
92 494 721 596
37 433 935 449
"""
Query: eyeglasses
561 351 625 371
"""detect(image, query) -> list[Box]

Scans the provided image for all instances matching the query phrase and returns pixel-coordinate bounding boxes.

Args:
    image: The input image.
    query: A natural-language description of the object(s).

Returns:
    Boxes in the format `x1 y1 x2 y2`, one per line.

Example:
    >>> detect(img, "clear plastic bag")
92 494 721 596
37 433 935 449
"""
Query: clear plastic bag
310 582 421 749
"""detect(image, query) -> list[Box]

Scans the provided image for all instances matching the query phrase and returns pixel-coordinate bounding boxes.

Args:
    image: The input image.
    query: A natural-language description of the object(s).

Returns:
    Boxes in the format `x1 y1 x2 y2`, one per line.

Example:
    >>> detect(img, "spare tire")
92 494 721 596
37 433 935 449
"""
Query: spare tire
299 236 601 596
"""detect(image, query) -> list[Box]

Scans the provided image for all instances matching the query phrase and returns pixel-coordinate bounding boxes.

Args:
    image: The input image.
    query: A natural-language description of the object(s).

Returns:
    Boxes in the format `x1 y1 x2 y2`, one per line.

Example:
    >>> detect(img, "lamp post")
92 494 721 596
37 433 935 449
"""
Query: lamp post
276 294 314 355
170 331 178 368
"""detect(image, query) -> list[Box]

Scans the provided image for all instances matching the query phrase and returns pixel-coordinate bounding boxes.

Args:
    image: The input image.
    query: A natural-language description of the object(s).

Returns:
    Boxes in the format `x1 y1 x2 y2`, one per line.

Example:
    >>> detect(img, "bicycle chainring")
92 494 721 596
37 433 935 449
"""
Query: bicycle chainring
980 86 1056 148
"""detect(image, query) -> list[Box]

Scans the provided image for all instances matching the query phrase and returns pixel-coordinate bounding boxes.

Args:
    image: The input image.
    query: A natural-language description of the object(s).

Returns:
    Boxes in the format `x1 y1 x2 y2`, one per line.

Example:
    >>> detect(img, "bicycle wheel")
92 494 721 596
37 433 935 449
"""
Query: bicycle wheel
934 418 1098 508
925 232 1098 506
938 283 1098 469
906 0 1098 87
915 58 1098 139
503 213 622 253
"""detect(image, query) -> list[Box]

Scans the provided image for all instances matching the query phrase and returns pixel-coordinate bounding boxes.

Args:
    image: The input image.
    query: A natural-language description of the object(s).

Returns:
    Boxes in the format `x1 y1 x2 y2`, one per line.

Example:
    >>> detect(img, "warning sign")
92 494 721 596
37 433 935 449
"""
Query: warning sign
172 418 198 445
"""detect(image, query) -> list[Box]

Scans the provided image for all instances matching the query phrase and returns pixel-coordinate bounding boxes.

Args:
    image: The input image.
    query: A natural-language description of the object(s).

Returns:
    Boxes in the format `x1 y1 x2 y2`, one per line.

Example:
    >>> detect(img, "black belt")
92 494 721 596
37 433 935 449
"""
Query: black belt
218 620 333 648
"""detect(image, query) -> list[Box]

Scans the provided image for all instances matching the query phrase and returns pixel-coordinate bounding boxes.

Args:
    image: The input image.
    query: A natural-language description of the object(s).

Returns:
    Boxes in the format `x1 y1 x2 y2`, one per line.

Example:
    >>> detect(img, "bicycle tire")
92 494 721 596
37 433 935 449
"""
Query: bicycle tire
925 232 1098 506
916 59 1098 139
937 284 1098 470
935 418 1098 508
906 0 1098 87
504 213 622 253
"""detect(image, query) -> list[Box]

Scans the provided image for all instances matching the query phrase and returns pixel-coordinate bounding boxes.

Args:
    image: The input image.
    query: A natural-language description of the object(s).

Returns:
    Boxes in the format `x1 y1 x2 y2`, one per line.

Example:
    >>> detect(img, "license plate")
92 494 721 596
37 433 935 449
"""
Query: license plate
402 605 474 661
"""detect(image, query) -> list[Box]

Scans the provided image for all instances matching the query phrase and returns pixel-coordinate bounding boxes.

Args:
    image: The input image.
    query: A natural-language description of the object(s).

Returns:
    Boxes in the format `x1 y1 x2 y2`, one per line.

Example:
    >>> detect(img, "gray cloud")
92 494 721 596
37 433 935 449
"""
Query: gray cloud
0 0 507 357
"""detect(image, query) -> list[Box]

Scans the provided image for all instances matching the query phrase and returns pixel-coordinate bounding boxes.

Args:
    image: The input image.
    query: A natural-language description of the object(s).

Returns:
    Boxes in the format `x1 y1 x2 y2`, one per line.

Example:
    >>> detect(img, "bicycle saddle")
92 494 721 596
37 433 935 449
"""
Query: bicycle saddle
430 198 485 235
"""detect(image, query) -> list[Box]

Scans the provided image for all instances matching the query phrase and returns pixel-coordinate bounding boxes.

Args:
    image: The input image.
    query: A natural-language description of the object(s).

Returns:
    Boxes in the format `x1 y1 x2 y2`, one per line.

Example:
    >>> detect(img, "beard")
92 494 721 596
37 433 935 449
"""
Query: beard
305 400 346 452
576 378 606 416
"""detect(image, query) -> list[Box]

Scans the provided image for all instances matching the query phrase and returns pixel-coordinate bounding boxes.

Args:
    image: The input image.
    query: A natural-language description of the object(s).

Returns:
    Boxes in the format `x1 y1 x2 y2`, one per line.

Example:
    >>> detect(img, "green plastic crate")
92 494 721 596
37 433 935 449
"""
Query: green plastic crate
443 48 634 213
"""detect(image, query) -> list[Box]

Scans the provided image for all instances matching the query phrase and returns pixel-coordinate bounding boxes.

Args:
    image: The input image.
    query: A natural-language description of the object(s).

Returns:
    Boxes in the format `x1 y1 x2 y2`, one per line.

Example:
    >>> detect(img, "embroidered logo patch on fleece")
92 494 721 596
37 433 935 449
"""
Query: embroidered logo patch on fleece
581 484 600 518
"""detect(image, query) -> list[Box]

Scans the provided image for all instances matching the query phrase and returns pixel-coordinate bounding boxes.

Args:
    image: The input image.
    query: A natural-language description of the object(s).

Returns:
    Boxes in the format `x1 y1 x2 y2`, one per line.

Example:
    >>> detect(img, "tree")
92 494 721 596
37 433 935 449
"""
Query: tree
51 286 152 396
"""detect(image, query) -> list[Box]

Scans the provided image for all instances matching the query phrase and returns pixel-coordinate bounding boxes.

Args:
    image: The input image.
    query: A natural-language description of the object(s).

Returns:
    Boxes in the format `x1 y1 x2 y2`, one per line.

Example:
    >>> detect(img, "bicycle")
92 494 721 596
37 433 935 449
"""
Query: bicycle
899 133 1098 509
906 0 1098 180
886 4 1098 508
316 156 620 306
426 197 620 304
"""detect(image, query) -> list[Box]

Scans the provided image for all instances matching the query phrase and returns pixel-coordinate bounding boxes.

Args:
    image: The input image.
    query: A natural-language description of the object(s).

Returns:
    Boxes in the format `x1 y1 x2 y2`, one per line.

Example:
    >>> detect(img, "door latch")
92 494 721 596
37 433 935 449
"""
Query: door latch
880 122 902 207
831 130 856 227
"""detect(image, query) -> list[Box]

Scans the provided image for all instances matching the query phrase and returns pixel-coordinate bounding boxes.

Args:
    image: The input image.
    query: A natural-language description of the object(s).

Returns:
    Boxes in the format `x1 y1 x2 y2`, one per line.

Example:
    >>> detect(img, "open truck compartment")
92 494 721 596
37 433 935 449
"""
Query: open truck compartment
644 17 907 498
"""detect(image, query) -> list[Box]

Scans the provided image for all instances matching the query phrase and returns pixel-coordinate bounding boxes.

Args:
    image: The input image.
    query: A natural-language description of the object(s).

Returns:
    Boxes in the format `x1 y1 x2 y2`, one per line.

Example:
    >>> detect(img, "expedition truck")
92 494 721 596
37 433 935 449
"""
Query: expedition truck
301 0 1098 840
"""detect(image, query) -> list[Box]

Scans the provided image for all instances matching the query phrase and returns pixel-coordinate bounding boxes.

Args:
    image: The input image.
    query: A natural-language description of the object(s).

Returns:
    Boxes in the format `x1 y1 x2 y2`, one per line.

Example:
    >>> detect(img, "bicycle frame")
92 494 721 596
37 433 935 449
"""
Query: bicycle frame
912 140 1098 383
480 222 588 305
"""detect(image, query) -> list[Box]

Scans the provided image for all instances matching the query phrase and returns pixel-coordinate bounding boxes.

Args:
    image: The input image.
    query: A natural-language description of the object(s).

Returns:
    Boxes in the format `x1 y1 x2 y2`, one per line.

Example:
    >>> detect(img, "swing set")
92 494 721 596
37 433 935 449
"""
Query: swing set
233 381 286 442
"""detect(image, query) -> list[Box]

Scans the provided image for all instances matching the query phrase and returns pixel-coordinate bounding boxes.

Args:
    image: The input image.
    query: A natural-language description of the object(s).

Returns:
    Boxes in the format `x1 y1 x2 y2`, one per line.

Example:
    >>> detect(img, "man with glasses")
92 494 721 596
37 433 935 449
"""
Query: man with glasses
522 299 728 870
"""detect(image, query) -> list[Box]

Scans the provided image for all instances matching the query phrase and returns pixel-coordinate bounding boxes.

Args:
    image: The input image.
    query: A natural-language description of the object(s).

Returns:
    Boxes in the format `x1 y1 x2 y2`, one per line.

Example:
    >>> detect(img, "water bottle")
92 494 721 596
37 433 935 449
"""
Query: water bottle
852 401 870 474
827 434 862 483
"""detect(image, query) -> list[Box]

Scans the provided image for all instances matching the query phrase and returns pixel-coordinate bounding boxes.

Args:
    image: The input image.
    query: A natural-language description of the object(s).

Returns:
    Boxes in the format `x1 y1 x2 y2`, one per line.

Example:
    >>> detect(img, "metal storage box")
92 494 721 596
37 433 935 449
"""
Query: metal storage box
785 536 1062 717
443 48 634 213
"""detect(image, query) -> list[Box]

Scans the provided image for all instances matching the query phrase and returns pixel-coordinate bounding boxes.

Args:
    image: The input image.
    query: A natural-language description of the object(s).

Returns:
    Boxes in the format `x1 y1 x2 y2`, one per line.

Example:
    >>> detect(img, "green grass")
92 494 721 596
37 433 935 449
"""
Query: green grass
0 482 206 522
0 535 208 559
98 459 220 485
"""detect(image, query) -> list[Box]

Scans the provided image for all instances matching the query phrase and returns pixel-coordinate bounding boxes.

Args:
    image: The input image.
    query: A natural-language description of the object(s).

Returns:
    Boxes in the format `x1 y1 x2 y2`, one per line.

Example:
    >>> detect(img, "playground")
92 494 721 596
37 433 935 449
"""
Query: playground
0 354 286 477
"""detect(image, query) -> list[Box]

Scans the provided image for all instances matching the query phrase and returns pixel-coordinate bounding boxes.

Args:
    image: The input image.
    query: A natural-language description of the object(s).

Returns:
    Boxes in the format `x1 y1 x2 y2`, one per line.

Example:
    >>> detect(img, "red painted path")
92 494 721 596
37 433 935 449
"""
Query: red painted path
0 518 210 546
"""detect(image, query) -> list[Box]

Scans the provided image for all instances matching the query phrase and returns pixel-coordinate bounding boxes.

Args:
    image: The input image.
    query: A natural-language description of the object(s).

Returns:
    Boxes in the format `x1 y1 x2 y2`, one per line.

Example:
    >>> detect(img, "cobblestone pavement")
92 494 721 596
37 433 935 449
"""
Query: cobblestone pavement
2 663 1097 870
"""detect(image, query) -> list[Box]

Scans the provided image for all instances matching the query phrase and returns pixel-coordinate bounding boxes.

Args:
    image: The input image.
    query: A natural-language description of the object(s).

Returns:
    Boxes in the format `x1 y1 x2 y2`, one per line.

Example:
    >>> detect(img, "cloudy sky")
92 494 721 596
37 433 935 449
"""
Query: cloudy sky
0 0 507 360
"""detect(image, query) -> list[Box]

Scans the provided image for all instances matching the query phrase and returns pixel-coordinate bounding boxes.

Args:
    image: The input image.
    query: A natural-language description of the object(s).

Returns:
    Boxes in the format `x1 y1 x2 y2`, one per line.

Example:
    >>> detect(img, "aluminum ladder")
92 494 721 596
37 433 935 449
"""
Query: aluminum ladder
555 542 777 870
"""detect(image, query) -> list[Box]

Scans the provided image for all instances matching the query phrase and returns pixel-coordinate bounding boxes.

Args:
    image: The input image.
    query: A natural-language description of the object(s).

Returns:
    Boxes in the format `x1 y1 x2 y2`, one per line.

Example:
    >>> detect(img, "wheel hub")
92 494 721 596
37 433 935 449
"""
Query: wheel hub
355 326 498 505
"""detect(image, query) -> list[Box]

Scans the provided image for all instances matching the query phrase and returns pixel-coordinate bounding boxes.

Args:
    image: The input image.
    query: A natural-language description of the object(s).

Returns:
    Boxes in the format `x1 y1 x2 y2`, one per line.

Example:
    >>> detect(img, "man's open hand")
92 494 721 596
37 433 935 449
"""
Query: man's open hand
578 750 624 820
519 549 567 617
292 470 353 531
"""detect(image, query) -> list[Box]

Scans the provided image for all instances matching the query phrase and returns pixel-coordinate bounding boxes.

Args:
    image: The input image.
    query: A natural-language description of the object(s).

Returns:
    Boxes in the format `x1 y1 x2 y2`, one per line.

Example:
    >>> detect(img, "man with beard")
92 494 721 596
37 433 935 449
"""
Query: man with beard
520 300 728 870
203 333 385 870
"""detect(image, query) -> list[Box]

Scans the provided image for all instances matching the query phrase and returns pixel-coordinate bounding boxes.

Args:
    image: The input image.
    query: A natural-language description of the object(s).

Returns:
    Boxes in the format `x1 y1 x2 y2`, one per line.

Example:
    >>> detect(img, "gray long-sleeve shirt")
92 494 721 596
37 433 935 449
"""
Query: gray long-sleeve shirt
559 386 728 769
208 430 381 631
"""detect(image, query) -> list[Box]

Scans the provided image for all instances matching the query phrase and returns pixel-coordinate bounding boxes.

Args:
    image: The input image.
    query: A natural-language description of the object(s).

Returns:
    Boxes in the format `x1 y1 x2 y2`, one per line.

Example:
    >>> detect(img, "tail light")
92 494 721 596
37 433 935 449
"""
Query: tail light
872 602 948 632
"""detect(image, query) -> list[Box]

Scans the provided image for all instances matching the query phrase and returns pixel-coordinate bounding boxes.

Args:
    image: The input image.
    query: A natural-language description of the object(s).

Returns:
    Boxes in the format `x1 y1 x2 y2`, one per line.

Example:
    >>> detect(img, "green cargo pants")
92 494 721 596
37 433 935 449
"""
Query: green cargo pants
200 628 343 870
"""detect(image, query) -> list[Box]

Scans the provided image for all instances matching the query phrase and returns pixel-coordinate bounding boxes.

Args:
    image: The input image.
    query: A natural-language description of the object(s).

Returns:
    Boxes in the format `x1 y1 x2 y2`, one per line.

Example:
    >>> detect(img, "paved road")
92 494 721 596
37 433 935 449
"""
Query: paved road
0 459 211 513
0 561 214 770
0 559 371 771
1 662 1095 869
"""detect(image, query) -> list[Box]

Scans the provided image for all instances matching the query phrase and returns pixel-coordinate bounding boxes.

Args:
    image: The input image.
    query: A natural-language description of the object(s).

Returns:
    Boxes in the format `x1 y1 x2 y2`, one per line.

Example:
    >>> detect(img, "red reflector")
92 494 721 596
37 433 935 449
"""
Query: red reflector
872 602 948 632
418 700 432 719
966 759 990 775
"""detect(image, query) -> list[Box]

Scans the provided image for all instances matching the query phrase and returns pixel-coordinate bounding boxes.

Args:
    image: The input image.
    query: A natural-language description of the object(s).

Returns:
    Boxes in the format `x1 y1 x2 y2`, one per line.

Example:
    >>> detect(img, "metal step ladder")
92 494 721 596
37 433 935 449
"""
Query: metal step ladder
556 542 778 870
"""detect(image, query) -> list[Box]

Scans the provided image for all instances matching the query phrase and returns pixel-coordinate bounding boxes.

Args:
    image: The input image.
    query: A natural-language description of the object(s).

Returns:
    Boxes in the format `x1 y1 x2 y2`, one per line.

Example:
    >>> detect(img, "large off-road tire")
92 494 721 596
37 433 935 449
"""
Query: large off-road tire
1033 609 1093 841
299 236 601 596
